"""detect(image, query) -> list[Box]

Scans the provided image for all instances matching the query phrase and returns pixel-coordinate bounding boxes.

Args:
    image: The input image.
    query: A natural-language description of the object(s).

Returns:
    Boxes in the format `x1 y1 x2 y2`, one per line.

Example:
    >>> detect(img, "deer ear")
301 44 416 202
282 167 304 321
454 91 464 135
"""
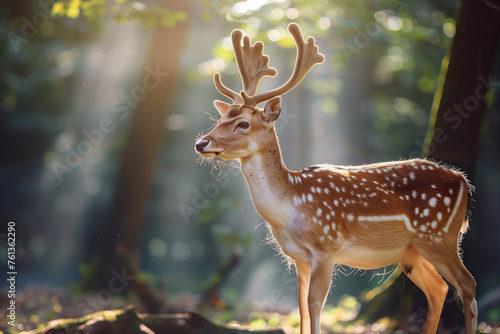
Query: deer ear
214 100 231 116
262 96 282 124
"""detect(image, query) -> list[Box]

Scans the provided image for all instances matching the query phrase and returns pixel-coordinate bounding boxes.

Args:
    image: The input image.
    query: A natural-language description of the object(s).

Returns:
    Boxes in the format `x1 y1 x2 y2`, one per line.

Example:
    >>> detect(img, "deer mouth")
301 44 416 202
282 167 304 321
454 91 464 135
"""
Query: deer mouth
200 150 224 158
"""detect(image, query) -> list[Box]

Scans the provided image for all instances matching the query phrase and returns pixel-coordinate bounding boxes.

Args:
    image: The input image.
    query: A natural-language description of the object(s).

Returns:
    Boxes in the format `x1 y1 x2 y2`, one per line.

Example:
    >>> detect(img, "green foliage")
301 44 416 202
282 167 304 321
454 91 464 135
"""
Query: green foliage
51 0 188 28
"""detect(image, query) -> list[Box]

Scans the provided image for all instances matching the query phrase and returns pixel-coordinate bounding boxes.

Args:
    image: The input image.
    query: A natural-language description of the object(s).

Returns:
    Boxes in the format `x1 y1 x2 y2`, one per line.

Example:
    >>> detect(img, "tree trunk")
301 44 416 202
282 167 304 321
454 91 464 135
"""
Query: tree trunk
423 0 500 177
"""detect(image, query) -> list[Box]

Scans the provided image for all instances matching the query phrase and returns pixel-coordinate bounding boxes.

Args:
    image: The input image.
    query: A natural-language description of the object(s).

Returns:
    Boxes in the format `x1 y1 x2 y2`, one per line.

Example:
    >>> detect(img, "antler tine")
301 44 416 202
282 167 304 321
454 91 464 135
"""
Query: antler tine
243 23 325 106
232 29 278 96
213 72 244 105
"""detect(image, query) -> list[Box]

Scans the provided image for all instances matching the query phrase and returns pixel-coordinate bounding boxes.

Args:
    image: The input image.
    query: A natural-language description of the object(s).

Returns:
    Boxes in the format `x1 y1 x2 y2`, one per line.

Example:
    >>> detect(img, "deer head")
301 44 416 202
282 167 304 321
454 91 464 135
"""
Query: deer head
195 23 325 161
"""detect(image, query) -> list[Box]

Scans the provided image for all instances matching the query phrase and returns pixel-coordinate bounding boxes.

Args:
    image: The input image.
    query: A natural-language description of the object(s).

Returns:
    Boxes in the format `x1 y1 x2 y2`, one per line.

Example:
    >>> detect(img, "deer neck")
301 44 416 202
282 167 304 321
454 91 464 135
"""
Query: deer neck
239 128 293 228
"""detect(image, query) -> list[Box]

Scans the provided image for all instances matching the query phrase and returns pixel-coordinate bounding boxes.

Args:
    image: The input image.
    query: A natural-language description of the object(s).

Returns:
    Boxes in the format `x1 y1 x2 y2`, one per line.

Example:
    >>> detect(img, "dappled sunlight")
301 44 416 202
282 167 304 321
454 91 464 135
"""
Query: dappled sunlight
2 0 500 333
31 18 152 281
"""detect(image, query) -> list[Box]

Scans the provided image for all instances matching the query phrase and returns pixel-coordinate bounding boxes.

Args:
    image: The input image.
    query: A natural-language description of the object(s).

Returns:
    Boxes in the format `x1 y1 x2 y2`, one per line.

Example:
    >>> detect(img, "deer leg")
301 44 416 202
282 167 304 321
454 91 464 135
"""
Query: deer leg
295 259 311 334
308 257 335 334
417 243 477 334
401 245 449 334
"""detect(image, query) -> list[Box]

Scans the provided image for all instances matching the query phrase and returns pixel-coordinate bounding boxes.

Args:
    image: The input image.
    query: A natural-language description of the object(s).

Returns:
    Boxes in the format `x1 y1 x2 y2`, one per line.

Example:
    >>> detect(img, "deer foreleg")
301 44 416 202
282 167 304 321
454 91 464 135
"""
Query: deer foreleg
308 257 335 334
295 259 311 334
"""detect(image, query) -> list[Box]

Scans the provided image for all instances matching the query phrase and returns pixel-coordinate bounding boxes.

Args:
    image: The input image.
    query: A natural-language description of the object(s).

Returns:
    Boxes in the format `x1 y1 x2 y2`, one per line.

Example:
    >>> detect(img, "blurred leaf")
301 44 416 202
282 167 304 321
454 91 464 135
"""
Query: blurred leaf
67 0 81 18
51 2 65 16
249 318 267 329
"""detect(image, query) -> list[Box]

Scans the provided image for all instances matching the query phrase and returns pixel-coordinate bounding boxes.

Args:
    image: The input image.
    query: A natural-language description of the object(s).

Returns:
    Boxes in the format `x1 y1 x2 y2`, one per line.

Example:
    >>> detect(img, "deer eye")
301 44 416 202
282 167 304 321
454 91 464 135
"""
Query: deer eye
237 122 249 129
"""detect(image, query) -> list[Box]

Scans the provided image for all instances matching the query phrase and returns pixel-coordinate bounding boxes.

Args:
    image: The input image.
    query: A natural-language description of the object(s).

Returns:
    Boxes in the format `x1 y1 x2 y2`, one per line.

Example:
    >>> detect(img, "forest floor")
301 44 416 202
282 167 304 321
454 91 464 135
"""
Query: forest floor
1 285 499 334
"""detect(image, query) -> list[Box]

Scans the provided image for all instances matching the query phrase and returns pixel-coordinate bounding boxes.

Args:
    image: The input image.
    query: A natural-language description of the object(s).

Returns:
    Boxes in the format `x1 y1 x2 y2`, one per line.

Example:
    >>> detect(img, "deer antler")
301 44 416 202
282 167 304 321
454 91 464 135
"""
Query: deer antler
213 23 324 107
213 72 244 105
242 23 325 106
213 28 277 105
232 29 278 96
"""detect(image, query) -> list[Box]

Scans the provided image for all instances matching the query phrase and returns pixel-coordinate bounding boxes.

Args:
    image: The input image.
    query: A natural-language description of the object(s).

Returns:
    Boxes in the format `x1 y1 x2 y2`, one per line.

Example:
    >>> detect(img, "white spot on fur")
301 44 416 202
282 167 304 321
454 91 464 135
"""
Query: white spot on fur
423 208 430 217
323 225 330 234
347 214 355 221
429 197 437 207
431 221 438 229
443 183 464 233
317 208 322 217
307 193 313 202
437 212 443 221
410 172 416 180
444 197 451 206
358 215 416 232
421 193 427 200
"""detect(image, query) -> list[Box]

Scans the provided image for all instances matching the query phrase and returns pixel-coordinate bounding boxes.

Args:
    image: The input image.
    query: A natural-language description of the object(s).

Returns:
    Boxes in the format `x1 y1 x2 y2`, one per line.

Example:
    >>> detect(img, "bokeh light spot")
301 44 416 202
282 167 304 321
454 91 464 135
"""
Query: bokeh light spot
270 8 284 20
149 238 167 258
285 8 299 19
268 29 281 42
166 114 186 130
318 17 331 30
172 241 190 261
443 22 456 38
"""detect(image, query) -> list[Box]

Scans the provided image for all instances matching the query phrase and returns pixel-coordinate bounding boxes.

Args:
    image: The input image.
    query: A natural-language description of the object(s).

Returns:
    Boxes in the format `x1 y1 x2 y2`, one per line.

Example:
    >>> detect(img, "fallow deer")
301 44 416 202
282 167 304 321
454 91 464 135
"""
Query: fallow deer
195 23 477 334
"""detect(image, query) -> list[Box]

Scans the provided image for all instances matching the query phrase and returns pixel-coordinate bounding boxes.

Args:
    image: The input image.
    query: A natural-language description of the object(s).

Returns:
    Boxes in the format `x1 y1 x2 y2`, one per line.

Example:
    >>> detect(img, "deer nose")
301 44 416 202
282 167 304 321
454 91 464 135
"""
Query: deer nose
195 139 210 152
